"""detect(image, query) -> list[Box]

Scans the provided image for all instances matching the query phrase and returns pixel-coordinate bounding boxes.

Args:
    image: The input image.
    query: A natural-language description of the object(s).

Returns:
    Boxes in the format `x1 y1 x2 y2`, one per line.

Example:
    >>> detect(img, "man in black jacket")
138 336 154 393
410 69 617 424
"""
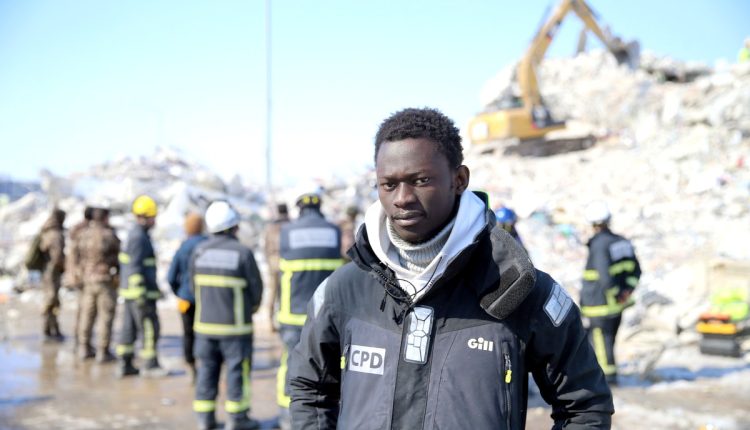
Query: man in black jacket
289 107 614 429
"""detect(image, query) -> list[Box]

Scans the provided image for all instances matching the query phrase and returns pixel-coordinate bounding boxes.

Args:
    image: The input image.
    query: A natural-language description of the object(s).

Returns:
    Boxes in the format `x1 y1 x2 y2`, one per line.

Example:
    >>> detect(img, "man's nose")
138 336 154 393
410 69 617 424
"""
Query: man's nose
393 183 416 207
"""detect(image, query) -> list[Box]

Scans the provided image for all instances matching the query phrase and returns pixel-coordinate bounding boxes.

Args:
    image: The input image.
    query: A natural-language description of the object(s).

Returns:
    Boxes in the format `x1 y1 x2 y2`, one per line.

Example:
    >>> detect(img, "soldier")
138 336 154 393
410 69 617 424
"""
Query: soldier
76 206 120 362
65 206 93 352
39 208 67 342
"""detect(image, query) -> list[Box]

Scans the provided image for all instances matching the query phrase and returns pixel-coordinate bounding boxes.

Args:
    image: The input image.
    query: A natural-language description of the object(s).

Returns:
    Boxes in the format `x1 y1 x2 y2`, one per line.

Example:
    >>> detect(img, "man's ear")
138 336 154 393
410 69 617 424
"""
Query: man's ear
454 165 470 194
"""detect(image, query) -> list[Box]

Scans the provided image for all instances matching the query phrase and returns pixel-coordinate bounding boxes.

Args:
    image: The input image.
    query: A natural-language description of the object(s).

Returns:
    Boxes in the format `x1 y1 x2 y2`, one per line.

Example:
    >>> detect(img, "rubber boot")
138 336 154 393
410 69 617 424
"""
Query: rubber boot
225 412 260 430
116 356 140 378
141 357 168 378
196 412 217 430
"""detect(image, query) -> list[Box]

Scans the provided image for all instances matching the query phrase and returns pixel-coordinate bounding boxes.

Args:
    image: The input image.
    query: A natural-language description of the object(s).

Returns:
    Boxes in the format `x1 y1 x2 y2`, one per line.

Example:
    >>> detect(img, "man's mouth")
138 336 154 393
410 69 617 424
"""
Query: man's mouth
392 212 423 226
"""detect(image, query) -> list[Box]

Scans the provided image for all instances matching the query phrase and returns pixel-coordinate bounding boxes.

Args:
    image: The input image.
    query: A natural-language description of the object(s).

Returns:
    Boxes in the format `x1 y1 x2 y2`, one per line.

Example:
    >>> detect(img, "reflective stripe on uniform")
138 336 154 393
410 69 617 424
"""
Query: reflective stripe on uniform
277 348 290 408
592 328 617 376
583 270 600 281
116 344 134 356
194 274 247 288
143 257 156 267
581 288 624 317
140 317 156 359
193 400 216 412
626 276 639 287
609 260 636 276
118 252 131 264
119 286 145 299
128 274 144 287
278 258 344 326
226 358 252 413
194 274 252 336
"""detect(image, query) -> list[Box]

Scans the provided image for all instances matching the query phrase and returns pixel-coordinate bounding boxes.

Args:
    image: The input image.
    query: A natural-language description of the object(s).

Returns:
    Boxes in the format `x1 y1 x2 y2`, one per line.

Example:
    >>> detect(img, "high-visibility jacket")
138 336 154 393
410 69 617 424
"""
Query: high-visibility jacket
119 225 160 300
190 233 263 337
278 208 343 327
580 229 641 318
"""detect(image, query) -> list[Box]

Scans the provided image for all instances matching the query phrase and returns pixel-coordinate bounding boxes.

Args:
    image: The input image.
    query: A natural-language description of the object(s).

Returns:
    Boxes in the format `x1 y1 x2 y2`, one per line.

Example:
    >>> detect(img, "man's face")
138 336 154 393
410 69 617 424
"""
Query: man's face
375 138 469 243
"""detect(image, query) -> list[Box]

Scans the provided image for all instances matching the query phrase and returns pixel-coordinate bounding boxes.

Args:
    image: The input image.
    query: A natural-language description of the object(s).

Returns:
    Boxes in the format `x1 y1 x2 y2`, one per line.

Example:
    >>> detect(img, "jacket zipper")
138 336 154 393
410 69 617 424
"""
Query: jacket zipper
502 342 513 430
341 343 350 409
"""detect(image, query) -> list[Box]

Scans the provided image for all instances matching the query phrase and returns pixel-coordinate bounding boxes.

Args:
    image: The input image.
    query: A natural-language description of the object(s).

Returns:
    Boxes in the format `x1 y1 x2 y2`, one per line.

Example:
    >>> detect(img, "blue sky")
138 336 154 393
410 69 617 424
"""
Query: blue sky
1 1 747 187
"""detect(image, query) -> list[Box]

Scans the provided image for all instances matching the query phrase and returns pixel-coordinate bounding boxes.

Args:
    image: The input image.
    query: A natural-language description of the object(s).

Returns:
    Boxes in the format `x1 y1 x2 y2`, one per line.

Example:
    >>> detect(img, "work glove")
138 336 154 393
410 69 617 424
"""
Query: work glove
177 298 192 314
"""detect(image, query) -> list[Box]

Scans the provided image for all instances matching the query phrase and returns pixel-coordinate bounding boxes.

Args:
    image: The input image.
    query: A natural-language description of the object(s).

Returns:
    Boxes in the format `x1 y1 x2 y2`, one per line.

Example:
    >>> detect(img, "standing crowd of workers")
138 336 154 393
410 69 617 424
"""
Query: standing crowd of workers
26 108 641 430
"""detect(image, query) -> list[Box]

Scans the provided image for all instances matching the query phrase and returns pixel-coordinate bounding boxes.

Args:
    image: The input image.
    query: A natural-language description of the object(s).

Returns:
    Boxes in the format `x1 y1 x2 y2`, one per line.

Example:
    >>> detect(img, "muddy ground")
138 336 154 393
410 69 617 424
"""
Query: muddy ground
1 289 749 430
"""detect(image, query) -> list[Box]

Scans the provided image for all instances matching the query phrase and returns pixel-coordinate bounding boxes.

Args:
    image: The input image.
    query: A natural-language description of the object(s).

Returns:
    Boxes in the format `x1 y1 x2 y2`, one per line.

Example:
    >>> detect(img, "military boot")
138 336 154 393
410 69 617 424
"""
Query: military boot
116 356 140 378
225 413 260 430
196 412 217 430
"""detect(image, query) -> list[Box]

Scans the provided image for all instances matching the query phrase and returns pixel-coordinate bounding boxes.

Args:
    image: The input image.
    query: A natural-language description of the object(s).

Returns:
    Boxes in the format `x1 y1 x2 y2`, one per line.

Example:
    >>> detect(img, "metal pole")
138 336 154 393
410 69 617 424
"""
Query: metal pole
265 0 273 199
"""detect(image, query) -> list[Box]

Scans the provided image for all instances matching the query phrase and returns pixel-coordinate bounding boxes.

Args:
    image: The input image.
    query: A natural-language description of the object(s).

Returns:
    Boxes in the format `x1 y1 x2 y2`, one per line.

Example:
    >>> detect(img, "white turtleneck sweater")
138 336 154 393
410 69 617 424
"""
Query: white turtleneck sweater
364 191 488 302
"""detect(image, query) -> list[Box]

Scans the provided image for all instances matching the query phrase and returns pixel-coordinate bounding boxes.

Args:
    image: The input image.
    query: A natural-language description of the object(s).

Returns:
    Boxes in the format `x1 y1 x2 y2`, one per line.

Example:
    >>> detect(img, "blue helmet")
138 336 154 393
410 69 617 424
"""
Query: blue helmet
495 207 518 224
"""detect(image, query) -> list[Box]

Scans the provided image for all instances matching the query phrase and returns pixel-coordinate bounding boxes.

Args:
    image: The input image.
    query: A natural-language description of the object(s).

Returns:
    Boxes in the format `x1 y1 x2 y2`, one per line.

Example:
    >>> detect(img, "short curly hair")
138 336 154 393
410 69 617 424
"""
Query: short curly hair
374 107 463 169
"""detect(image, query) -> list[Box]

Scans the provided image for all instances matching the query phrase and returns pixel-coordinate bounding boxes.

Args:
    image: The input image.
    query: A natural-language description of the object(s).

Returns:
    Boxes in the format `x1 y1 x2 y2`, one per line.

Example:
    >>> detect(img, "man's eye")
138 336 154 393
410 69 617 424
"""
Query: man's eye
381 183 396 191
414 177 430 186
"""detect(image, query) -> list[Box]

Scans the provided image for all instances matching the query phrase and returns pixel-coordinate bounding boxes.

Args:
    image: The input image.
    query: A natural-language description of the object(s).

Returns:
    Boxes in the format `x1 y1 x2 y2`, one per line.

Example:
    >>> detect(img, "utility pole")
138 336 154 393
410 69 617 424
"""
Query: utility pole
265 0 273 200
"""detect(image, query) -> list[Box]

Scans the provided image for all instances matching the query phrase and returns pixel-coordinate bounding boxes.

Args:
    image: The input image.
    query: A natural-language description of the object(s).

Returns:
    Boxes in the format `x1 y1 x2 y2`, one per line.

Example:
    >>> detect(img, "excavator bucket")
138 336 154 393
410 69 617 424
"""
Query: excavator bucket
612 40 641 70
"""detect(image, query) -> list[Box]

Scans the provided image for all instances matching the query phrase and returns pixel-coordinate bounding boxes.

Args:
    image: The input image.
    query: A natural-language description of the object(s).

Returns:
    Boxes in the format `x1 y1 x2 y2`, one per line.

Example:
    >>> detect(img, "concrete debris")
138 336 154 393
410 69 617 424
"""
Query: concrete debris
471 49 750 382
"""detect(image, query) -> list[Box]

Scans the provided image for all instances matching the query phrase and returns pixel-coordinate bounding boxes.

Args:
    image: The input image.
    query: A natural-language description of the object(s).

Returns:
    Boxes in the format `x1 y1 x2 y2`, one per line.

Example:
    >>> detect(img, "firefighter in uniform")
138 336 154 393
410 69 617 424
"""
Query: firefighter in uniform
116 195 165 377
190 201 263 430
275 190 343 429
77 206 120 362
580 201 641 385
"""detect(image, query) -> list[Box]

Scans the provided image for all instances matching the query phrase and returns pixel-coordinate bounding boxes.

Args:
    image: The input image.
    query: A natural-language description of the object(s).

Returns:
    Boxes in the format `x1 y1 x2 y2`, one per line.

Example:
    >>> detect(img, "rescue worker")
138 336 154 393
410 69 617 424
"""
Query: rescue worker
275 189 343 430
76 206 120 362
495 206 525 250
167 212 207 383
65 205 93 352
190 201 263 430
739 37 750 63
289 108 613 429
116 195 165 377
580 201 641 386
39 208 67 342
264 203 289 332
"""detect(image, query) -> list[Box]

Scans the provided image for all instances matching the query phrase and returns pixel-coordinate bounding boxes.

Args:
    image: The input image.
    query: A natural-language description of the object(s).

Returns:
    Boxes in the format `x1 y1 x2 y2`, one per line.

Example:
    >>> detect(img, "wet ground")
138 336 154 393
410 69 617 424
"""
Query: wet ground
1 289 749 429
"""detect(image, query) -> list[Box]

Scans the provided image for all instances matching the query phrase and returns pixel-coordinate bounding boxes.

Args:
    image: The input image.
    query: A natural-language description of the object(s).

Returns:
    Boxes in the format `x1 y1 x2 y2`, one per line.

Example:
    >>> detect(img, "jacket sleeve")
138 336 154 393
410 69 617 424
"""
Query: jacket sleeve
289 280 341 430
244 251 264 313
167 244 182 294
590 241 612 292
527 274 614 429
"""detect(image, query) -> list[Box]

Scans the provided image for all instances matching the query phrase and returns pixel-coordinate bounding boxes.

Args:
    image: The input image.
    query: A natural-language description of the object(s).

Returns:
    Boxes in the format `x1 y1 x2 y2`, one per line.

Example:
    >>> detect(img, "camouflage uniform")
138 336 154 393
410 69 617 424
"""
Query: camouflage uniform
77 220 120 359
66 218 89 351
39 209 66 340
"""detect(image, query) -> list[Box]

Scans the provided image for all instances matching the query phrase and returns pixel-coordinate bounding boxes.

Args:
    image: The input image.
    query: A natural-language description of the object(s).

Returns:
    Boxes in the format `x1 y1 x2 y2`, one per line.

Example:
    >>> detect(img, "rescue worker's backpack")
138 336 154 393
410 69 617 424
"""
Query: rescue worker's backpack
24 233 45 271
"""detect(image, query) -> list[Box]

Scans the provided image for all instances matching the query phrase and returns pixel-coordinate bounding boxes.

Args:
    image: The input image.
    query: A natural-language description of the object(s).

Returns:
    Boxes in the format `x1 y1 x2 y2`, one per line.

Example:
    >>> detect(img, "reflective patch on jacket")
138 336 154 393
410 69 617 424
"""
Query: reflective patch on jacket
289 227 338 249
195 249 240 271
608 240 634 261
544 283 573 327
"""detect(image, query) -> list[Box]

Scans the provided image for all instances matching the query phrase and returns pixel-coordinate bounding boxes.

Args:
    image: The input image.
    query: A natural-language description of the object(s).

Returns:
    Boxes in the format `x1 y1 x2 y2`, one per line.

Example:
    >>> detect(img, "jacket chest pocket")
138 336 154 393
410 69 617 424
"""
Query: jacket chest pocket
431 330 518 430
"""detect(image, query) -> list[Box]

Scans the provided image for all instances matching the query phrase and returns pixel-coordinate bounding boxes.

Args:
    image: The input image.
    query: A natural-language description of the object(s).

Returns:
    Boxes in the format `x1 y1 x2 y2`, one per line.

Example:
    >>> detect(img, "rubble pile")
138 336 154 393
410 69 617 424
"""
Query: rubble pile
472 51 750 368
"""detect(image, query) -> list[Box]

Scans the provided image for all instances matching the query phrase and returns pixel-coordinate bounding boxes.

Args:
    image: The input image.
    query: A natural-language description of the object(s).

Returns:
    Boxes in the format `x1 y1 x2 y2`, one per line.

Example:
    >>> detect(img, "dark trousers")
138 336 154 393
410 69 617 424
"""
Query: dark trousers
116 299 160 362
277 326 302 408
587 315 621 383
180 304 196 364
194 335 254 414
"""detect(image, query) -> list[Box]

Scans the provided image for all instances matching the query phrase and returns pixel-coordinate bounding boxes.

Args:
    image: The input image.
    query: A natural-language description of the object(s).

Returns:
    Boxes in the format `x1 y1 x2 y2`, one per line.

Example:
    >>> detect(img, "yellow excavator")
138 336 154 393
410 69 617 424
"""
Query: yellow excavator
468 0 639 154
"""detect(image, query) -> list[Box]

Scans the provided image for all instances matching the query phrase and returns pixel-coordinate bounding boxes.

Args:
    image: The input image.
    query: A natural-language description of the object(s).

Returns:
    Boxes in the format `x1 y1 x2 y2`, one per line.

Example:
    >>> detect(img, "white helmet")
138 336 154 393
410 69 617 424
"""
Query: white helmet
584 201 611 225
205 200 240 233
